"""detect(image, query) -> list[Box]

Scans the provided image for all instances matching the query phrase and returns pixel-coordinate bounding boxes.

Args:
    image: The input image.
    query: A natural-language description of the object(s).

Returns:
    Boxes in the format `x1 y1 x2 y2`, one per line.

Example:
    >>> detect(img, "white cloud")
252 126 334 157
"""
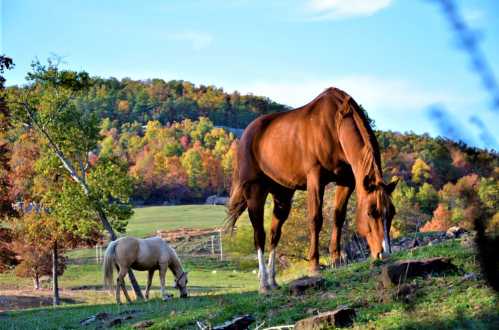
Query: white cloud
168 31 213 51
306 0 394 20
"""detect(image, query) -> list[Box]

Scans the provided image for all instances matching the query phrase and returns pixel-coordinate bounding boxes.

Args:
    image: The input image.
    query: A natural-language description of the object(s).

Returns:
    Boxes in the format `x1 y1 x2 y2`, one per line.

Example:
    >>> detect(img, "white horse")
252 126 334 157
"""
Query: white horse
103 236 188 303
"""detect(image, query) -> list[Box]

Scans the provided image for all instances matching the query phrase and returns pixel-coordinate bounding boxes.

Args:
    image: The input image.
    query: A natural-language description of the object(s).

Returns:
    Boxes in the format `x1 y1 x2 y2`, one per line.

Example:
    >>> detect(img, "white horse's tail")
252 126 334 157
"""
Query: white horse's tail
103 240 119 292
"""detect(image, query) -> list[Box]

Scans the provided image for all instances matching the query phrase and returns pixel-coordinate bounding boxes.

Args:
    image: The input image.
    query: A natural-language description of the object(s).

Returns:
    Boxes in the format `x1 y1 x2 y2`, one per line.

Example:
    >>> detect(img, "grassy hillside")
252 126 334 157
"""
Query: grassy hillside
2 240 498 329
126 205 226 238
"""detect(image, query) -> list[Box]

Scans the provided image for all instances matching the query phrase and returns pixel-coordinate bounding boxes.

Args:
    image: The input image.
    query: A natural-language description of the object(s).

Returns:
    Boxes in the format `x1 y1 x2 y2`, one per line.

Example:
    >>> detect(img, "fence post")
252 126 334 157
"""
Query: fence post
219 229 223 261
96 245 99 264
211 235 215 255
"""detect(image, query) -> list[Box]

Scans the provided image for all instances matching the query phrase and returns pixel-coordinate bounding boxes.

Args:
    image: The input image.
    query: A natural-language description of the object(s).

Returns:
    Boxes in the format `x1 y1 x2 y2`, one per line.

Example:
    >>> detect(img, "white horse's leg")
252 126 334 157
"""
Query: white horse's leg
159 263 172 300
257 248 269 293
118 267 132 303
145 269 154 299
267 249 278 288
115 277 121 304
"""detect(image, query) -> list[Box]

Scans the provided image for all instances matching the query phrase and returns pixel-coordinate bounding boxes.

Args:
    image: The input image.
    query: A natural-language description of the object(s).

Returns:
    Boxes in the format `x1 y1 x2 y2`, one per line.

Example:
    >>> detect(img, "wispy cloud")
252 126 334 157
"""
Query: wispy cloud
233 75 472 110
230 75 487 143
168 31 213 51
305 0 394 21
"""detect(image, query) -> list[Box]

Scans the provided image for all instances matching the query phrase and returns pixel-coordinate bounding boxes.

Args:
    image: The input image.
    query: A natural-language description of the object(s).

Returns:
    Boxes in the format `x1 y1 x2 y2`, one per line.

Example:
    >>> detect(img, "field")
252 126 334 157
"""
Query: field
126 205 226 238
1 205 498 329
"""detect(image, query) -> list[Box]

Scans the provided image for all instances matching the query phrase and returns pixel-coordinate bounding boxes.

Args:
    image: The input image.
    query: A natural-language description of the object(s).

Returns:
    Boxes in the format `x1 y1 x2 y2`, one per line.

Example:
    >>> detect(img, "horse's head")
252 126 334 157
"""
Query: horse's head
356 177 398 260
174 271 189 298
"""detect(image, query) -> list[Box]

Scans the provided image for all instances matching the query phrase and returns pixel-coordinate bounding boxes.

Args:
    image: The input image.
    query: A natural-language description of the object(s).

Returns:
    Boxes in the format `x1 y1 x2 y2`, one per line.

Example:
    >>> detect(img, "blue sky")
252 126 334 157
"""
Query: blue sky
2 0 498 149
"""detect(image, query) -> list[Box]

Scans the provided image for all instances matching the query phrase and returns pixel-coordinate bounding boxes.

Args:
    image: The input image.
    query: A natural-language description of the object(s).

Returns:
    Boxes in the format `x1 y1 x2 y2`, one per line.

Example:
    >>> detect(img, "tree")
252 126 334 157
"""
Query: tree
0 55 18 273
7 60 143 299
416 183 439 216
411 158 432 184
420 203 453 232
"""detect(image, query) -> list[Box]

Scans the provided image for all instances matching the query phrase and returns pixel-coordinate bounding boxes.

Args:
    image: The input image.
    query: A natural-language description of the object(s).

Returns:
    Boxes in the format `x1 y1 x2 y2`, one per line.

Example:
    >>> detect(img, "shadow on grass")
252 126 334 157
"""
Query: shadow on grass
0 295 83 313
395 308 499 330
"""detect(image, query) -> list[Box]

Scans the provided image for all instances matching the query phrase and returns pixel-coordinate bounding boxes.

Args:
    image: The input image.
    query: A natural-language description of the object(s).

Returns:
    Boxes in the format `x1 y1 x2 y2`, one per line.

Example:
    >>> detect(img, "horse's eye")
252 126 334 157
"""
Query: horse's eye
368 206 379 218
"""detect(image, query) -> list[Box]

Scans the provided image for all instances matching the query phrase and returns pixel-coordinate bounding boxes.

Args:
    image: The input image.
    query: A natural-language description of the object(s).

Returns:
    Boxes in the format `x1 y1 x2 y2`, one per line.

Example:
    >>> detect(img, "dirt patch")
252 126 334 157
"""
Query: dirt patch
0 289 83 312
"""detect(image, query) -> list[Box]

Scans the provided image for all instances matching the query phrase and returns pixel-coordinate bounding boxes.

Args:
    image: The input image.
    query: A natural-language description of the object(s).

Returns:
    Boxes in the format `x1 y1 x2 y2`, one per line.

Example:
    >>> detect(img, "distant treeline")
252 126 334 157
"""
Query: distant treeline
73 77 288 128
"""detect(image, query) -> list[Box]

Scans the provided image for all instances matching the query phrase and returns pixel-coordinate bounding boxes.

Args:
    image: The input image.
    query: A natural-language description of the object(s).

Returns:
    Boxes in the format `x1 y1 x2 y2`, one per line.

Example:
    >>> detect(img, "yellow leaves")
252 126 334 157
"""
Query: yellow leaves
117 100 129 113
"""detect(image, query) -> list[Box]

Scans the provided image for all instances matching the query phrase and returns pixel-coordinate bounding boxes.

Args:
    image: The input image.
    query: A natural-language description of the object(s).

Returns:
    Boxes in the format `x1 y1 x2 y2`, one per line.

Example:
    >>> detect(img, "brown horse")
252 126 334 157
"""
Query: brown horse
103 236 188 303
226 87 398 293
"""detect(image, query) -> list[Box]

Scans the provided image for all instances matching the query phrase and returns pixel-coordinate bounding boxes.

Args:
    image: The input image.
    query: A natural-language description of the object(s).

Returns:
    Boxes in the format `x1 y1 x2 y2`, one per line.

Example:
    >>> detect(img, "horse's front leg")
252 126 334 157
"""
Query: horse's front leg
145 269 154 299
307 168 325 275
330 184 354 268
159 264 172 300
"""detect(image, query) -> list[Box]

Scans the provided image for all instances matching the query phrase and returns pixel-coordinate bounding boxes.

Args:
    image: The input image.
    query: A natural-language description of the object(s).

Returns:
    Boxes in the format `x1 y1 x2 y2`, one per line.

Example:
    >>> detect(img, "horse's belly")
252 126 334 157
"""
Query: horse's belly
131 262 157 271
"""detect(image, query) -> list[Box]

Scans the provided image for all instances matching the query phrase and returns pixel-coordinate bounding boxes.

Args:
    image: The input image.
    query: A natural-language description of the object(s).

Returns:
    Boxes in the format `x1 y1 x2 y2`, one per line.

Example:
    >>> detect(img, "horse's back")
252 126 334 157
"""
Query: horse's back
238 87 348 189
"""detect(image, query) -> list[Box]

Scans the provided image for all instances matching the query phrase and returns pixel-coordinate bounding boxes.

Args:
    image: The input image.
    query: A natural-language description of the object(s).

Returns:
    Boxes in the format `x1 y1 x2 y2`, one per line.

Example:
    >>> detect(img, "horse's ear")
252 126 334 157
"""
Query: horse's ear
385 178 399 195
363 175 376 193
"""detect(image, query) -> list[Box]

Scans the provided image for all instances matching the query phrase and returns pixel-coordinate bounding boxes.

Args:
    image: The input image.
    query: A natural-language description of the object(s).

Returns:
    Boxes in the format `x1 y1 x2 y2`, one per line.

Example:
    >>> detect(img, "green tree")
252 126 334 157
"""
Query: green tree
7 60 143 299
416 183 439 216
411 158 432 184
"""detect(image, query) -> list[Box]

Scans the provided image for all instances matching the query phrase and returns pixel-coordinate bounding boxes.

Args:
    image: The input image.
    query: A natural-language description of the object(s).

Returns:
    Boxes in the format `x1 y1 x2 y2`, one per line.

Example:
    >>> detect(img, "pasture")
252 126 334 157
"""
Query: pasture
1 240 498 329
1 205 498 329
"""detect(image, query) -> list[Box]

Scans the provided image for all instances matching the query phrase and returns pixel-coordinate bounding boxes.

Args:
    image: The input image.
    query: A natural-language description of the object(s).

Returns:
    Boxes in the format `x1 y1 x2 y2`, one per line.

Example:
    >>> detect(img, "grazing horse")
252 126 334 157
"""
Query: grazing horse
103 236 188 303
226 87 398 293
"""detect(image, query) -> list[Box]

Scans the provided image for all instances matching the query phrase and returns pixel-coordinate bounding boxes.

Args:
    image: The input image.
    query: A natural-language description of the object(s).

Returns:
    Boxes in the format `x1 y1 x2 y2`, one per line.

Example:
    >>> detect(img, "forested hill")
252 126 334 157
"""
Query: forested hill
7 77 498 238
77 77 289 128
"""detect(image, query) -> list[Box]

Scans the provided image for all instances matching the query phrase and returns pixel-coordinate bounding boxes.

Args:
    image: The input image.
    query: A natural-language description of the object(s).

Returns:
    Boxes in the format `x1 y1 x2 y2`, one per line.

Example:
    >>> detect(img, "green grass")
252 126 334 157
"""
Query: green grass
2 240 498 329
126 205 226 238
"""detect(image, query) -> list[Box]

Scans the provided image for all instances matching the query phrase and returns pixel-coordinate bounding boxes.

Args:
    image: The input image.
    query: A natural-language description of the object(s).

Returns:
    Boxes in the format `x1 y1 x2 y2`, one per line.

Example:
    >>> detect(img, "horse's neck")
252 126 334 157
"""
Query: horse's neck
337 112 382 190
167 251 184 278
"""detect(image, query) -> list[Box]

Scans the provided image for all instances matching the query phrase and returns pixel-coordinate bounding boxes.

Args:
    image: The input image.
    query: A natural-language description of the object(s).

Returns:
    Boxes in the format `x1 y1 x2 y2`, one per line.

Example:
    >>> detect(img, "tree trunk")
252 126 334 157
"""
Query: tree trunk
33 274 40 290
52 241 60 306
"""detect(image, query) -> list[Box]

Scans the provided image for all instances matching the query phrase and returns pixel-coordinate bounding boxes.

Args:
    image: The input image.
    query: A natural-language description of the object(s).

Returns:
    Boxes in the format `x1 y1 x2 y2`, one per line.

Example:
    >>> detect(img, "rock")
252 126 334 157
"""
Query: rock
212 315 255 330
132 320 154 329
294 306 356 329
380 257 457 287
107 318 122 327
80 312 111 325
446 226 466 239
462 272 478 281
392 283 418 303
460 233 476 249
289 276 326 296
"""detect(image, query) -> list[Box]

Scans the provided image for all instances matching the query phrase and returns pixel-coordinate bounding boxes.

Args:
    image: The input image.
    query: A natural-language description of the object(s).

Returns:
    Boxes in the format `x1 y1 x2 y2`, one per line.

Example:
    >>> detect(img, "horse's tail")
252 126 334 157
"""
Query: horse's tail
224 141 247 233
103 239 119 292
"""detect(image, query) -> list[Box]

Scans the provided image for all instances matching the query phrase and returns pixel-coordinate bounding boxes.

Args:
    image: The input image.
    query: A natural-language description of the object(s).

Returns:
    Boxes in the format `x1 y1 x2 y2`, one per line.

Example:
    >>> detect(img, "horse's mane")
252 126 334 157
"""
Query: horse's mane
334 88 390 214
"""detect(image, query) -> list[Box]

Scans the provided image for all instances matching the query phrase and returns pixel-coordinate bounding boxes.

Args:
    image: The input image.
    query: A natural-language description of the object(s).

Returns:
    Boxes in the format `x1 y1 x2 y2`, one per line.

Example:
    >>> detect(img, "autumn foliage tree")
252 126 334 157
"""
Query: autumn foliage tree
0 55 17 273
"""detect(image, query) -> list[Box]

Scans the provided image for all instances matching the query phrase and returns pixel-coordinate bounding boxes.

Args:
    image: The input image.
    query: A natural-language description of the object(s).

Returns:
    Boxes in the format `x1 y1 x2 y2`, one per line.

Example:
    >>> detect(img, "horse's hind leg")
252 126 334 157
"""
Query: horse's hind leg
246 183 270 294
267 189 294 289
117 267 132 303
307 167 325 275
329 184 354 268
